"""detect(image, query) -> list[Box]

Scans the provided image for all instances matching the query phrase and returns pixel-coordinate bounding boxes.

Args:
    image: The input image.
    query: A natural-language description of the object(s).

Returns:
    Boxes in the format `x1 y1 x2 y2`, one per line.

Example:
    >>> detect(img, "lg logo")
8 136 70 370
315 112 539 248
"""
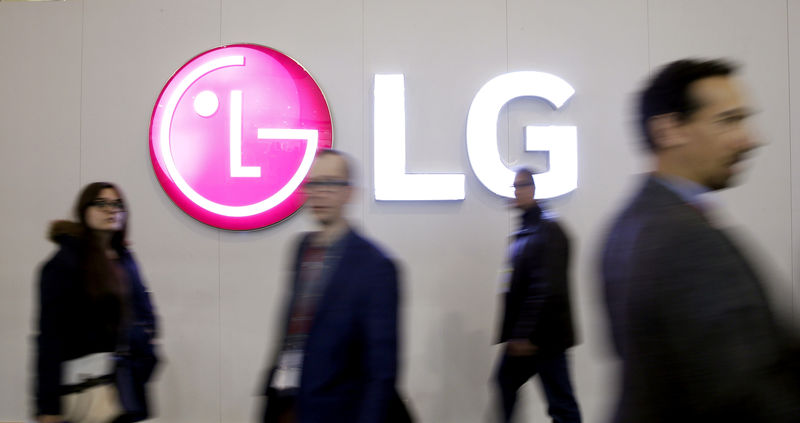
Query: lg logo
149 44 332 230
374 72 577 201
150 44 576 230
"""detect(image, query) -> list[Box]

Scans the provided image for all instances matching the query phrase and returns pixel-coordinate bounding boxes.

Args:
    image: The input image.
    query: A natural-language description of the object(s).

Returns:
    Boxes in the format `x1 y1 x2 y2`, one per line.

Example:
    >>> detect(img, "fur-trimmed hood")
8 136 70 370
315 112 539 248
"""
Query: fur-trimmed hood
47 220 83 243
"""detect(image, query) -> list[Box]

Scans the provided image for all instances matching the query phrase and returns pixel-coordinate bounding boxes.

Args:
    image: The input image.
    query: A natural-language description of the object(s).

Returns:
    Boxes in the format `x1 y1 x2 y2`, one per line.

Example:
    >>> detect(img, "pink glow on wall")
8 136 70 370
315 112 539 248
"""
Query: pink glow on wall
150 44 332 230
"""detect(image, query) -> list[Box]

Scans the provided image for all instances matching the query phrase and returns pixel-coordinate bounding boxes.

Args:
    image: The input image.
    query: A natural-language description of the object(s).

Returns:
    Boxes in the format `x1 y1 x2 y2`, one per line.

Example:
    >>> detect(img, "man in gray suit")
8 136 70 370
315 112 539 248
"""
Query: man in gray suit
601 59 800 422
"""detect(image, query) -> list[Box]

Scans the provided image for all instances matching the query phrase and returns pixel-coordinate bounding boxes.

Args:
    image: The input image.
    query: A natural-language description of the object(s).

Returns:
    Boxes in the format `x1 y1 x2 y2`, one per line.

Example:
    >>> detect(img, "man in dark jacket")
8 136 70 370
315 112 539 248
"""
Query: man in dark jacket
262 149 409 423
495 168 581 423
601 59 800 422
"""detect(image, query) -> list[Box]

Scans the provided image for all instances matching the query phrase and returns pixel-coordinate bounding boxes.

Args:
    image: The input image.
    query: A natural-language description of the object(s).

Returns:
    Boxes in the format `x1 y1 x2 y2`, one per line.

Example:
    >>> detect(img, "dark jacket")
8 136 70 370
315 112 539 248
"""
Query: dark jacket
498 205 577 351
264 229 409 423
35 223 158 420
601 176 800 422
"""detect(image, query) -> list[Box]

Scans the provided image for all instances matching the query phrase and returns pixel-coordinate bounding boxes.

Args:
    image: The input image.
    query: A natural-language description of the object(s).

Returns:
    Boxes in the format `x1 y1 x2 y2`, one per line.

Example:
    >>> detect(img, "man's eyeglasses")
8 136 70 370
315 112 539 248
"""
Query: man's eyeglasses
89 199 125 211
512 182 534 189
304 180 350 190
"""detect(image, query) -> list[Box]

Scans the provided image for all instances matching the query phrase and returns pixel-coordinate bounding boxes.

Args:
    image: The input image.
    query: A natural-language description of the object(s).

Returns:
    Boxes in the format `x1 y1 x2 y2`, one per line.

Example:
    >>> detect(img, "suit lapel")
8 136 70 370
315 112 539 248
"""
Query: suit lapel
642 176 712 224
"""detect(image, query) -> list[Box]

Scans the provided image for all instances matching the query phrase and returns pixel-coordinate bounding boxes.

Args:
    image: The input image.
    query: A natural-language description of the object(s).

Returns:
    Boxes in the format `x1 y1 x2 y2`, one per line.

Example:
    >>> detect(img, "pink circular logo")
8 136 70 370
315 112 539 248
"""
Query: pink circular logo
150 44 332 230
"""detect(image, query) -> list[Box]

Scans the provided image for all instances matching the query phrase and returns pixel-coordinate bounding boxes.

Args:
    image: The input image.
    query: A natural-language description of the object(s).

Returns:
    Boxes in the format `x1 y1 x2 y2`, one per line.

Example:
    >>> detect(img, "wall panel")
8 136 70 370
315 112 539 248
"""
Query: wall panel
504 1 648 420
649 0 794 317
218 2 365 420
364 1 509 420
80 1 223 421
0 1 83 419
788 0 800 328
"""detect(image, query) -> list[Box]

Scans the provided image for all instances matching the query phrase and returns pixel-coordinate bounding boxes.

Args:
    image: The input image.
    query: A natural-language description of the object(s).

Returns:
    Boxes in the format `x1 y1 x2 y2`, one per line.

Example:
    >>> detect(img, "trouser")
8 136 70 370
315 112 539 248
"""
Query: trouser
495 349 581 423
262 390 297 423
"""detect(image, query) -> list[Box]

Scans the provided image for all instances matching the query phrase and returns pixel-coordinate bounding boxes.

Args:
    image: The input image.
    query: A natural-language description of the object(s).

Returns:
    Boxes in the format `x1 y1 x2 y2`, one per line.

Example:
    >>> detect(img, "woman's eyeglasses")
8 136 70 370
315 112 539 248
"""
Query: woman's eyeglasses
90 199 125 211
303 180 350 191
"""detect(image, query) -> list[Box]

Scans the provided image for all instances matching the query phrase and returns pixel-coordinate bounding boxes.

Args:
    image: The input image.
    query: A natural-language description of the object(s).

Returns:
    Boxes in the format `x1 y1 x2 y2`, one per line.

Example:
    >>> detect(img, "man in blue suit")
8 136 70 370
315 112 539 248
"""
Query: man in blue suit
262 149 407 423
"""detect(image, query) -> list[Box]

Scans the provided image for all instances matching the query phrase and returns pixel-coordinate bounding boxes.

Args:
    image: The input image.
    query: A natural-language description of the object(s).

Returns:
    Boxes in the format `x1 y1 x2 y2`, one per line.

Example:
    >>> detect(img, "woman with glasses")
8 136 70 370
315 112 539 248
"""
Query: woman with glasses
34 182 159 423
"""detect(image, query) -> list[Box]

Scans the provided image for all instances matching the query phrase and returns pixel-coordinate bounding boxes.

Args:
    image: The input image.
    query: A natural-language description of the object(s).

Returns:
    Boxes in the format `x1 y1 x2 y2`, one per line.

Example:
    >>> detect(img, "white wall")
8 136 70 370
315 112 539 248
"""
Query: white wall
1 1 797 422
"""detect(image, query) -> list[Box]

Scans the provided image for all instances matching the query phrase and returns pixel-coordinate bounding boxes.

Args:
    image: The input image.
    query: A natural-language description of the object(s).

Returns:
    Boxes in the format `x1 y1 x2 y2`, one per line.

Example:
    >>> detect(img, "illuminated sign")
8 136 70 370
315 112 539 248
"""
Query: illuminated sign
150 44 332 230
373 74 465 201
374 72 577 201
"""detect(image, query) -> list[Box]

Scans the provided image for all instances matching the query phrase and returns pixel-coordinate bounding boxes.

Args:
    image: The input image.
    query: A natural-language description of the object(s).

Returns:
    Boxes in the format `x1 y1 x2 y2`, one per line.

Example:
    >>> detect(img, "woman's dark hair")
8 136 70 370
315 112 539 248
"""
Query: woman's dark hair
75 181 128 252
74 182 129 326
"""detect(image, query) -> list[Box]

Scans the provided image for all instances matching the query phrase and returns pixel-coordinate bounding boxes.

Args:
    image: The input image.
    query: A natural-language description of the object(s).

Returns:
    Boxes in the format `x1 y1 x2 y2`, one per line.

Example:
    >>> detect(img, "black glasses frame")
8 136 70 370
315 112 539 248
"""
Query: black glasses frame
89 199 126 211
304 180 350 189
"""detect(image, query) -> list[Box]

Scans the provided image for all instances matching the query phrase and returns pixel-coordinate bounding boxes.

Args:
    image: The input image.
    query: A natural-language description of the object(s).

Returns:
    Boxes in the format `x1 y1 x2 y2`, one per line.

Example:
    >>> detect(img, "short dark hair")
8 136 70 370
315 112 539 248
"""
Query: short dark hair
513 166 536 189
316 148 352 181
638 58 737 150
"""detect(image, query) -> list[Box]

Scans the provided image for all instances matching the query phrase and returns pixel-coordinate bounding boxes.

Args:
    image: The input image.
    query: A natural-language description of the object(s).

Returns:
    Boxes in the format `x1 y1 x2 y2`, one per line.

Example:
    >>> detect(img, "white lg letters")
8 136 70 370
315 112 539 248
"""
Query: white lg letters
373 74 466 201
467 72 577 199
374 72 577 201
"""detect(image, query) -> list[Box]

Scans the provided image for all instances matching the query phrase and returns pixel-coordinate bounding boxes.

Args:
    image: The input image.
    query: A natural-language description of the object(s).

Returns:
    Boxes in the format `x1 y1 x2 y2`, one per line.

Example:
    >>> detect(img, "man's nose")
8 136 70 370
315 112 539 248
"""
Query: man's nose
739 128 762 153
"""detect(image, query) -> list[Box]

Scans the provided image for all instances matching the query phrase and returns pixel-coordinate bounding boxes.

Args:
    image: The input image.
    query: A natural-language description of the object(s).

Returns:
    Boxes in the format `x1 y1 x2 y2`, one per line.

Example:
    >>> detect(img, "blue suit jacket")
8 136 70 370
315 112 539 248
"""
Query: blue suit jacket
266 229 400 423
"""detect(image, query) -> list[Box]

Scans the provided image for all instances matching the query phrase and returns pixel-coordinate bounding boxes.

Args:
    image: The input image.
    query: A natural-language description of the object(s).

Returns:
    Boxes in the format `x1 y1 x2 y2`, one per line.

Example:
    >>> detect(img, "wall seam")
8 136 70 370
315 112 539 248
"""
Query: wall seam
79 0 85 186
646 0 651 73
787 0 796 324
218 231 222 423
218 2 224 422
505 0 511 235
362 0 366 226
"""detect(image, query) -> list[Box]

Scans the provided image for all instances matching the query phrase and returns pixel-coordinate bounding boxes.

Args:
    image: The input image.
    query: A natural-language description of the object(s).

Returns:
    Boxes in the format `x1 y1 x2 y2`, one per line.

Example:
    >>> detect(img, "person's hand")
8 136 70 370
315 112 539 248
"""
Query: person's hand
37 415 63 423
506 339 538 356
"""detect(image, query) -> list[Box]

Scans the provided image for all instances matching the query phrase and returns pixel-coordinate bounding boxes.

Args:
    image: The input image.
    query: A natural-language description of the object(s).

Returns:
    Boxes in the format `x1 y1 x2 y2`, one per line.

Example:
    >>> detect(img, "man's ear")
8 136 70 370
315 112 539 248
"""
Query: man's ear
647 113 688 150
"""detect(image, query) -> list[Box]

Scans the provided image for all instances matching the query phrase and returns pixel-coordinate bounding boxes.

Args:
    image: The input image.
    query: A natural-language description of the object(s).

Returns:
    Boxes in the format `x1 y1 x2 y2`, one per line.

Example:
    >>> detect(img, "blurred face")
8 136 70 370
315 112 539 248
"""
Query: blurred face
303 154 352 227
84 188 126 232
513 172 535 210
676 76 758 190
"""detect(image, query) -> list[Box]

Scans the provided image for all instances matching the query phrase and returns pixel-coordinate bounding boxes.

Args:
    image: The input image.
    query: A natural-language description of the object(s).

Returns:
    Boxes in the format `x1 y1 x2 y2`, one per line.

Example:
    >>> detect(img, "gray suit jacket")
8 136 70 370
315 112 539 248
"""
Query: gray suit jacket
601 176 799 422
